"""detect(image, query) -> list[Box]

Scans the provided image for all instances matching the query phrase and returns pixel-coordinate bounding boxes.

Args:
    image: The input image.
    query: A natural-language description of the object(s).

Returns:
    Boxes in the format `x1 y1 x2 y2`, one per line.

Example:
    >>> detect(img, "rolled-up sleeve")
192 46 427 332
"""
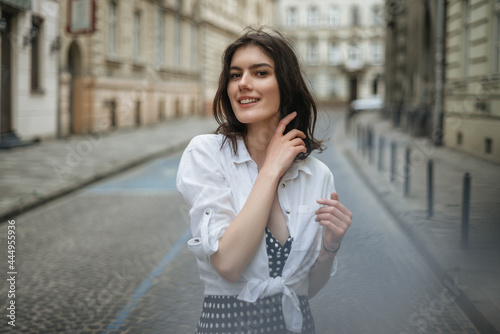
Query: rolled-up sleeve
176 136 236 262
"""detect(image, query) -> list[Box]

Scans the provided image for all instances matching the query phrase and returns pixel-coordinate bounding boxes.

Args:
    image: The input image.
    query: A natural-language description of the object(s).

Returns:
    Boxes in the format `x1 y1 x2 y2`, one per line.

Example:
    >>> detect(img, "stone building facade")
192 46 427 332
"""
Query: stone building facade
384 0 440 137
59 0 275 136
277 0 385 105
384 0 499 164
444 0 500 163
0 0 60 146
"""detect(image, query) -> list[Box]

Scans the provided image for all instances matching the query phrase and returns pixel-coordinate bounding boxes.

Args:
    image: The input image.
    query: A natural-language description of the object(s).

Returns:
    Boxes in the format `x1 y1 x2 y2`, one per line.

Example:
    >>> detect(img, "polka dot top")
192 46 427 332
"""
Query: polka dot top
195 228 315 334
265 227 292 278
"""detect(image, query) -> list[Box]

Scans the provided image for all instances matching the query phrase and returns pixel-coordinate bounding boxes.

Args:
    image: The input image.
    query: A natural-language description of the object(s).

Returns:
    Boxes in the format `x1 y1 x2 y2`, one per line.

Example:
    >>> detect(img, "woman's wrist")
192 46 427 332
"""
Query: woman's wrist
323 240 341 254
258 165 284 181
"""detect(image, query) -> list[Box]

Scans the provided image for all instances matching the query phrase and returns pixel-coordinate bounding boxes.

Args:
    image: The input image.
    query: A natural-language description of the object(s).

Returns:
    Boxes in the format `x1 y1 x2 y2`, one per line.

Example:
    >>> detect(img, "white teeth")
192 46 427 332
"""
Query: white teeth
240 98 259 104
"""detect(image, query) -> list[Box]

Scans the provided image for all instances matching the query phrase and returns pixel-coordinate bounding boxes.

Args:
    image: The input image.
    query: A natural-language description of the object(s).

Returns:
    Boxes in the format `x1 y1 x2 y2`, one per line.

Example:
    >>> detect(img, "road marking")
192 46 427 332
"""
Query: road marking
102 227 192 333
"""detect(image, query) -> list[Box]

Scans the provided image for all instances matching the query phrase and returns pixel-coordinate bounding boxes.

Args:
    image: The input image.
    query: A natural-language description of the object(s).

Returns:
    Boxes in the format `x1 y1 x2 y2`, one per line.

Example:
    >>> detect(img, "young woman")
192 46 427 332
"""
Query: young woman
177 27 352 334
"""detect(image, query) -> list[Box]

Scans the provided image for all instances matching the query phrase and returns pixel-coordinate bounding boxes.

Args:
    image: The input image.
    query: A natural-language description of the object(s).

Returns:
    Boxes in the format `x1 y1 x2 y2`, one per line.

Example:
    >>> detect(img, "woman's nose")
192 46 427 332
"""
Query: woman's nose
238 73 252 90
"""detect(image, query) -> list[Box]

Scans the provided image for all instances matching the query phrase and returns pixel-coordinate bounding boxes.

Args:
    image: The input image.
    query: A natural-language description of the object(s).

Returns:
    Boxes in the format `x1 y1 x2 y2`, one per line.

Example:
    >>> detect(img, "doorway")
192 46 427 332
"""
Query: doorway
67 41 82 134
349 76 358 102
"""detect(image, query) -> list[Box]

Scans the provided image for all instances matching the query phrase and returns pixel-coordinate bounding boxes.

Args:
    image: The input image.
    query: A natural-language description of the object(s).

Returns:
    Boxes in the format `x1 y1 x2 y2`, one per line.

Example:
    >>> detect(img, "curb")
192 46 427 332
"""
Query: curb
0 140 190 223
342 145 499 334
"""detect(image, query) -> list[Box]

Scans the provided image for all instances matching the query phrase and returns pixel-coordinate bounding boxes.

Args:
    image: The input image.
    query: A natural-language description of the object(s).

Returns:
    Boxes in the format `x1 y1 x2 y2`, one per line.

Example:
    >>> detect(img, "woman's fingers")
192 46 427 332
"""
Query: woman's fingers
315 208 350 226
290 137 306 148
283 129 306 141
316 197 352 218
275 111 297 136
314 194 352 246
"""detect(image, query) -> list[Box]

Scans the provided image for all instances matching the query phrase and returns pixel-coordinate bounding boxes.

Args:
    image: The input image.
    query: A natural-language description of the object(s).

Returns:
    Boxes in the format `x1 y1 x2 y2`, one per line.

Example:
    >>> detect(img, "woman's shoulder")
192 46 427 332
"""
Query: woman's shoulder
302 155 333 178
186 134 225 152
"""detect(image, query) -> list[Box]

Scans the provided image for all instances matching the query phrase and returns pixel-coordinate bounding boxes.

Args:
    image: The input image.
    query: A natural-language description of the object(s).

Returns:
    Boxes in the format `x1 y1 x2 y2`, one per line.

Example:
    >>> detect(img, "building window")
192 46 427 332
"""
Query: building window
156 10 165 66
494 0 500 74
348 43 361 68
174 16 182 66
191 23 197 69
329 5 340 27
329 77 338 96
308 6 319 27
349 44 361 63
133 11 141 61
328 42 341 64
307 40 319 64
30 15 44 91
463 0 471 78
372 5 382 25
108 1 117 56
371 42 383 63
351 5 360 27
287 7 298 27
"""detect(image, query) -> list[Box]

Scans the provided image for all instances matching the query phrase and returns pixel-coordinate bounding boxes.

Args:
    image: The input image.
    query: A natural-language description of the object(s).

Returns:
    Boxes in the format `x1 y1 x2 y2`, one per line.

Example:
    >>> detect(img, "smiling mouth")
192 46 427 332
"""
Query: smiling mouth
239 98 260 105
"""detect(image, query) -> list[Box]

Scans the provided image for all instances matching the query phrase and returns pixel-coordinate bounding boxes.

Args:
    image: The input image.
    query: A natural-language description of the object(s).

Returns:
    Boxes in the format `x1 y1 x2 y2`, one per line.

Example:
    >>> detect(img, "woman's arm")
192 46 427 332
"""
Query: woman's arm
307 245 336 298
308 192 352 298
211 112 306 282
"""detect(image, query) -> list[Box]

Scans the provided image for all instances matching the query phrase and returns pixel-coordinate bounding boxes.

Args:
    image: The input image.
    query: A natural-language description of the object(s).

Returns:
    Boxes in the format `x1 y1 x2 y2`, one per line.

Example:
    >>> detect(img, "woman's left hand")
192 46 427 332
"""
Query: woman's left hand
315 192 352 252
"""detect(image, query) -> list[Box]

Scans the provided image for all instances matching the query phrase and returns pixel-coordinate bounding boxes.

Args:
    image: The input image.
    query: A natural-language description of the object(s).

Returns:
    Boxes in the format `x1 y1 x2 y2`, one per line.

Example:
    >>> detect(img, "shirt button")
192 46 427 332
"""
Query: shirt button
205 210 210 215
286 209 290 214
281 183 286 188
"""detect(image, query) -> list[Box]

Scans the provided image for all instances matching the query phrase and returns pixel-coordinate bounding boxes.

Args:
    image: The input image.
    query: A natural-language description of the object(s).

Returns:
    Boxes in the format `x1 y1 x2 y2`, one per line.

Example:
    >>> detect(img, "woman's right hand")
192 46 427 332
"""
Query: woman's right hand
261 111 307 178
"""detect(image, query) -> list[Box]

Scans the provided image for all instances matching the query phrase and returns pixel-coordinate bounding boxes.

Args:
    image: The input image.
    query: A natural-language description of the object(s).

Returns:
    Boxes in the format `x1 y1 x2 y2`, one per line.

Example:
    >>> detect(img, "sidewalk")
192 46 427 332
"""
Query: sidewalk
0 116 218 222
342 111 500 334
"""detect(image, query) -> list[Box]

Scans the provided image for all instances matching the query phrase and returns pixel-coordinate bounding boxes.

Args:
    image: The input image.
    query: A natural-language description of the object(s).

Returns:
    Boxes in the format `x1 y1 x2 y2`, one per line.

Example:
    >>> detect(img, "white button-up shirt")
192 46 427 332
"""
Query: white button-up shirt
176 134 337 333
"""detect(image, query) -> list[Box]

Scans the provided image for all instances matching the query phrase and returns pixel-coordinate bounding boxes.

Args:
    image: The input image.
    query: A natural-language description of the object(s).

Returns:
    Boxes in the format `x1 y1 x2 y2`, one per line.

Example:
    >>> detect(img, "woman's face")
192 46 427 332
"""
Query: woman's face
227 45 281 129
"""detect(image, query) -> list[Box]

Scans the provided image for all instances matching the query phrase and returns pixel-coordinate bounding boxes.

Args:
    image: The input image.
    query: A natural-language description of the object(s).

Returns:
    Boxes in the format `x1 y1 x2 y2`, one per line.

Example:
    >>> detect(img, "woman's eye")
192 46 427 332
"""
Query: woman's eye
256 71 268 77
230 73 241 79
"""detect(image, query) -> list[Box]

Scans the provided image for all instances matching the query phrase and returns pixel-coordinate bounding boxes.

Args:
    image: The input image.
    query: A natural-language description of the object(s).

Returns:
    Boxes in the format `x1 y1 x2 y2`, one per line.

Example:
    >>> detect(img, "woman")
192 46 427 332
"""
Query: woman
177 27 352 334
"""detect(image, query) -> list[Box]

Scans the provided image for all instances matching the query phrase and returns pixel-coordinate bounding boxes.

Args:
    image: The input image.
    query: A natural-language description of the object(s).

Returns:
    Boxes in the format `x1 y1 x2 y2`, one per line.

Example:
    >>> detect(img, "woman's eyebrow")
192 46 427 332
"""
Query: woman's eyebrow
229 63 274 71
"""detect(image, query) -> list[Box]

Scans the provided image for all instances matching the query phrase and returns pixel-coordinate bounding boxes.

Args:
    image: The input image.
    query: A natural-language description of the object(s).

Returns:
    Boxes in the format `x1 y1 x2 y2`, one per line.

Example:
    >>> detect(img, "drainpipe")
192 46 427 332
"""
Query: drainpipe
433 0 445 146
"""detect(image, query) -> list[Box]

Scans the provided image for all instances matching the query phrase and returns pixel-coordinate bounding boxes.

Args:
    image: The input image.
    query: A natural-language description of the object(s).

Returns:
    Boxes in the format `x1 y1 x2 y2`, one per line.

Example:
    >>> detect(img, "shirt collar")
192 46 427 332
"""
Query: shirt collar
231 137 312 180
282 159 312 181
231 137 253 164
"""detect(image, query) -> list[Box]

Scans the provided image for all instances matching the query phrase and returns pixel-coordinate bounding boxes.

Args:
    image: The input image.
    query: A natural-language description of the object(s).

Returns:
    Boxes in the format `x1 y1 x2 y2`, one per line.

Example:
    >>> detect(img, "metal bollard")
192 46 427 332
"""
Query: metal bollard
390 141 397 183
404 147 411 196
361 127 365 155
427 160 434 218
363 127 370 157
368 128 374 164
378 136 384 172
357 125 361 151
461 173 471 249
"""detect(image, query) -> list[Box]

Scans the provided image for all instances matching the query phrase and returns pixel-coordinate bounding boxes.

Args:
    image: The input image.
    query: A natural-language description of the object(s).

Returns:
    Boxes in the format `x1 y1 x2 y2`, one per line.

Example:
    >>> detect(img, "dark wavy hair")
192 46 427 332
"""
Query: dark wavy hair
213 26 324 160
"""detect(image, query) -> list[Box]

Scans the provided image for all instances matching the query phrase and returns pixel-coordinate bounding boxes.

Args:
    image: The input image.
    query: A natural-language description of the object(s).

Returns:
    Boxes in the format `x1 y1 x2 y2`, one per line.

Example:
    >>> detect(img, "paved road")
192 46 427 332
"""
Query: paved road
0 112 479 333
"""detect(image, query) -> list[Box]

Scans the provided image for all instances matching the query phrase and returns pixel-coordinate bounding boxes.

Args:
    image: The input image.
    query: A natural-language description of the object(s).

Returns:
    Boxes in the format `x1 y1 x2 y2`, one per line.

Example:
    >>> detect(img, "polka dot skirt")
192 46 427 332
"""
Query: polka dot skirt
195 228 315 334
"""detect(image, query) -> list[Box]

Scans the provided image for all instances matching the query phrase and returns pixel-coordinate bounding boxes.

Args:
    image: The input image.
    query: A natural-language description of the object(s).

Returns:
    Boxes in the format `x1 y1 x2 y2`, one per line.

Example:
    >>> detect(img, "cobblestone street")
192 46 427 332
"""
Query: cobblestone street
0 112 480 333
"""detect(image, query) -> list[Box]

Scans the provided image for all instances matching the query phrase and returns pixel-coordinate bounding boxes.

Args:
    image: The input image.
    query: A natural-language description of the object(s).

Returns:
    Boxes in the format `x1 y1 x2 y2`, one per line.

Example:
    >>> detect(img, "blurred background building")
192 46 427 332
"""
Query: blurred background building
385 0 500 164
443 0 500 164
277 0 386 106
1 0 498 164
58 0 275 136
0 0 59 148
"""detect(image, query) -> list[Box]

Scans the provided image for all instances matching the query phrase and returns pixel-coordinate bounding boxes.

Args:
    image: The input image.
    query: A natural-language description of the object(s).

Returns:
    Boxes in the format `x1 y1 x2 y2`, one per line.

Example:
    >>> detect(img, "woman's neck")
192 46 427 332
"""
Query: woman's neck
245 118 279 170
